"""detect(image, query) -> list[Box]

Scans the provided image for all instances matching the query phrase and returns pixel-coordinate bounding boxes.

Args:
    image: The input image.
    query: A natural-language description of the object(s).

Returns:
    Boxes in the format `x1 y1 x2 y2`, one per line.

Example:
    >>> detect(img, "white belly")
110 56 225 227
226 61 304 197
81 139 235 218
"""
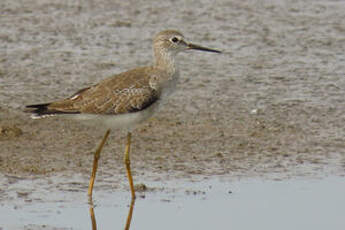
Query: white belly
68 103 157 131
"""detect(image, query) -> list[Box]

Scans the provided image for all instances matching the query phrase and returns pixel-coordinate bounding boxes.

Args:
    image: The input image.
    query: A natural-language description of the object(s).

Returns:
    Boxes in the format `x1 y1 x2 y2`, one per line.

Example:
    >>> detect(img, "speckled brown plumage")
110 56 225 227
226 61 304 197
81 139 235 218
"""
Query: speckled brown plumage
33 67 159 115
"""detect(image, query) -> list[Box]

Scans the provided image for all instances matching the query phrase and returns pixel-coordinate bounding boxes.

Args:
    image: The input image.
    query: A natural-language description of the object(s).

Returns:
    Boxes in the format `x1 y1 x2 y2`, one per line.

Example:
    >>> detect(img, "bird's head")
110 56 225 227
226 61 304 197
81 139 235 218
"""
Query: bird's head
153 30 221 56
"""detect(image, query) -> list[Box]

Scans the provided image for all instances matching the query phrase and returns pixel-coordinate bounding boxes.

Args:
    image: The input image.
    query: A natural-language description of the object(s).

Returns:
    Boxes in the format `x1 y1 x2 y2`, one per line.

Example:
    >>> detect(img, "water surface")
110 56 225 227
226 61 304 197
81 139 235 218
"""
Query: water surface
1 176 344 230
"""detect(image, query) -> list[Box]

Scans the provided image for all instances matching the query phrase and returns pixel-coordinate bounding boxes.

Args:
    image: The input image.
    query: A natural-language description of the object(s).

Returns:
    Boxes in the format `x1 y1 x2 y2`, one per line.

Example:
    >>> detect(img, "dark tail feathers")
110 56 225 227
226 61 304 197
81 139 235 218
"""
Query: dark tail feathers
25 103 57 117
25 103 80 118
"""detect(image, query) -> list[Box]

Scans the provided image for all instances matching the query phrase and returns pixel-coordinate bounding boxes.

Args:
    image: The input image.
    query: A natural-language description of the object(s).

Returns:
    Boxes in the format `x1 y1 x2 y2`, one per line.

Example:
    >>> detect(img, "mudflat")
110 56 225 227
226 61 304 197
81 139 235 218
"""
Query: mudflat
1 0 344 190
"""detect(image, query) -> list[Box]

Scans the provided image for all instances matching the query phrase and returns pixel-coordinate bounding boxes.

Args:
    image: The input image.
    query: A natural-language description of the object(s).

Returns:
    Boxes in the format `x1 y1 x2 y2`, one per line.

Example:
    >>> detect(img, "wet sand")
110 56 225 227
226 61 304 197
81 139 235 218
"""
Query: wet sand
1 0 345 204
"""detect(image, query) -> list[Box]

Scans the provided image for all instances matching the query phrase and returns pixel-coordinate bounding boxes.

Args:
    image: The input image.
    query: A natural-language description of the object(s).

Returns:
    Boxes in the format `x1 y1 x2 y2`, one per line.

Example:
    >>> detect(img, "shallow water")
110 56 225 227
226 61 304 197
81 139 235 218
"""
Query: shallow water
1 176 344 230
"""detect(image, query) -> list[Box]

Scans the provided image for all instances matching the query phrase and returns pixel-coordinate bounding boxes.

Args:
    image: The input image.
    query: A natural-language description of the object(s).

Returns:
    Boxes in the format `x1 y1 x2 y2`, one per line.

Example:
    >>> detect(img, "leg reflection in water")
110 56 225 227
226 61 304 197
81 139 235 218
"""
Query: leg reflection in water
89 200 97 230
88 197 136 230
124 198 136 230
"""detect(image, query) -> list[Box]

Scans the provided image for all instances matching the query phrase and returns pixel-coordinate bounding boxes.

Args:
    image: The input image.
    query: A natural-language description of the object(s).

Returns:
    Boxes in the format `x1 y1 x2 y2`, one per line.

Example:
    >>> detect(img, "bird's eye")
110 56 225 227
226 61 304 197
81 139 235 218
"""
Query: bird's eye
171 37 179 43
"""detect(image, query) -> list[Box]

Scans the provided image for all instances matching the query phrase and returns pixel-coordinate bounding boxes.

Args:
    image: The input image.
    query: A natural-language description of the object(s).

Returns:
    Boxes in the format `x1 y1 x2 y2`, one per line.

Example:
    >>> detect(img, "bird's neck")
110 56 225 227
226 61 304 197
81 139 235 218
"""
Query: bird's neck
153 48 177 76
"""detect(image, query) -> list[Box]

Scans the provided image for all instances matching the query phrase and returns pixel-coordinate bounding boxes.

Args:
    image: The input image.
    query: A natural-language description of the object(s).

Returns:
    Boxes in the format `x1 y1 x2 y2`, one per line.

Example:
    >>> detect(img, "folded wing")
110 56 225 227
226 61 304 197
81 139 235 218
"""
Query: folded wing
26 67 159 117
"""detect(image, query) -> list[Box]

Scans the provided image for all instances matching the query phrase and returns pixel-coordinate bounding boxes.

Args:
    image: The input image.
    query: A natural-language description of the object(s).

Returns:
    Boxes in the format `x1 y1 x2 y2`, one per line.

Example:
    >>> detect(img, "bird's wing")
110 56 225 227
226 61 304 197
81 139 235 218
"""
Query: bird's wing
27 67 159 116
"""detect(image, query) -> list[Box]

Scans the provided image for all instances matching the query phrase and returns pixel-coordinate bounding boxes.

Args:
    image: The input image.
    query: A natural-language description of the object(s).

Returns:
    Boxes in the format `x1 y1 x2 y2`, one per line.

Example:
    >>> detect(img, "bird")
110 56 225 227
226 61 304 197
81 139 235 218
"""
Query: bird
26 30 221 199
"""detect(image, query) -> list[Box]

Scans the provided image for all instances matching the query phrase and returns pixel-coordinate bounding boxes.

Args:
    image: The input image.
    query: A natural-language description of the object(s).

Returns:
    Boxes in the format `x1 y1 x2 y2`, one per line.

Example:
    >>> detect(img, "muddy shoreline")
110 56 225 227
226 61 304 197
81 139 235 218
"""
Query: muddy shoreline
1 0 344 189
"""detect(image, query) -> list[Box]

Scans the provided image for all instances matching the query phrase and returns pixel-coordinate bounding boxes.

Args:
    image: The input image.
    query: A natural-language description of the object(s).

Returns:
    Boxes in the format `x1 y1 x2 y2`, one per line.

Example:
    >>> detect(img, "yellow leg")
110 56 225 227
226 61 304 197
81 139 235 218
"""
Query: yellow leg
88 129 111 197
124 132 136 199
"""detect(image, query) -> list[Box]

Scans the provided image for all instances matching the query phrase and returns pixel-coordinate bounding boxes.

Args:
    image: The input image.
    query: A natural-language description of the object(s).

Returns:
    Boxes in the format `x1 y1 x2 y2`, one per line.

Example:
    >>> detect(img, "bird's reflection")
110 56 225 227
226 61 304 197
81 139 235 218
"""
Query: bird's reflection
88 197 136 230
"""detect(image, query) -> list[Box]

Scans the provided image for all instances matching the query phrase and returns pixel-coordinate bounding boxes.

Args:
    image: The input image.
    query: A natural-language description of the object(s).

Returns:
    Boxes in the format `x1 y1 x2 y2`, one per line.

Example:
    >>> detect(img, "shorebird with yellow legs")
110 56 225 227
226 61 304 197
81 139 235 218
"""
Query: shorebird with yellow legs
26 30 221 202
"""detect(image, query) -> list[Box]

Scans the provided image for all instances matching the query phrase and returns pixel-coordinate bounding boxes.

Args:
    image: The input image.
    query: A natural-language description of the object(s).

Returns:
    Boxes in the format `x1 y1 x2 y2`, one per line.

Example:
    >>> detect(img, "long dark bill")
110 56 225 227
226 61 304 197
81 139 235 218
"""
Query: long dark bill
187 43 221 53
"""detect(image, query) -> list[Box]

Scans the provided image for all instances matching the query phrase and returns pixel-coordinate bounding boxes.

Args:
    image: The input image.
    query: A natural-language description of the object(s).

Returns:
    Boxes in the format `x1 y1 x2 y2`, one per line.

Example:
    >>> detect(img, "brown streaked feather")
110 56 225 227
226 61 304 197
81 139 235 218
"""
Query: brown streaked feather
32 66 160 116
